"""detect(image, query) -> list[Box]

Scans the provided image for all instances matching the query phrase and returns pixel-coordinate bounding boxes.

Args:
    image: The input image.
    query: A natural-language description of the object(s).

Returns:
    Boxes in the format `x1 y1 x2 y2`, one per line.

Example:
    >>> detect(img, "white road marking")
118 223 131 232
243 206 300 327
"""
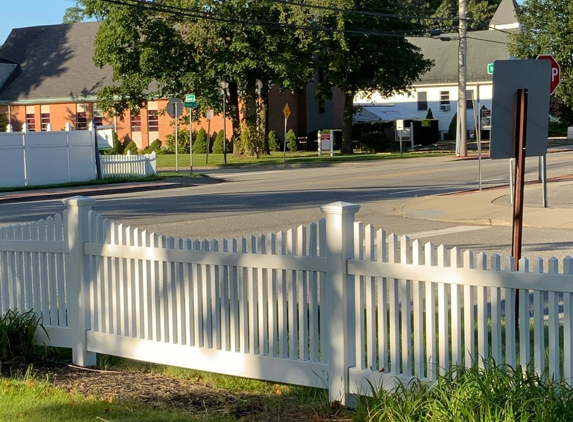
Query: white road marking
406 225 492 239
388 188 430 195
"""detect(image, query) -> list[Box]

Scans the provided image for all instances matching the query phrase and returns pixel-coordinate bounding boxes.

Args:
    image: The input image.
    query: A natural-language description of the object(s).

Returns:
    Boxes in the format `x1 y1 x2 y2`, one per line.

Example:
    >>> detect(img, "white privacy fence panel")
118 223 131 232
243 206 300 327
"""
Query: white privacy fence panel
2 198 573 405
348 222 573 395
0 130 97 187
100 152 157 178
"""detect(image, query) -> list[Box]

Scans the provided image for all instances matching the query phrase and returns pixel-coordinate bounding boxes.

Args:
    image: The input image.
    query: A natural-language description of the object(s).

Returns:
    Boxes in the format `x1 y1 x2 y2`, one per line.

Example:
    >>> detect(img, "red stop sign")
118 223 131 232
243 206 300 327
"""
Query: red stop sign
537 54 560 94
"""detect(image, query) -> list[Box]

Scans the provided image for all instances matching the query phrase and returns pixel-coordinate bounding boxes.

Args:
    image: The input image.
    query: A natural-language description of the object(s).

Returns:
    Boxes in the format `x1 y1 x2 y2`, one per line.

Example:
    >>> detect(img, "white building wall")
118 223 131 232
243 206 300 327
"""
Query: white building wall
355 83 493 140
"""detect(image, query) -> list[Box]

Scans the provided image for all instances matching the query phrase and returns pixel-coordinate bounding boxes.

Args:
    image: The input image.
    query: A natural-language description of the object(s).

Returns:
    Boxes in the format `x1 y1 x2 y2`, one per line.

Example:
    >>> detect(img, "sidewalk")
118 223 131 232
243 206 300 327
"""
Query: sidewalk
399 176 573 229
0 176 220 204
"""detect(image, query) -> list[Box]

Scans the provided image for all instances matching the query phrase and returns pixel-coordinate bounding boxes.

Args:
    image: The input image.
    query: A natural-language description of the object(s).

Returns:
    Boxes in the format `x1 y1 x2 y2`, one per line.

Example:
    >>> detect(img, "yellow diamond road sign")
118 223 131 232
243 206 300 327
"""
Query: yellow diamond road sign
283 103 291 119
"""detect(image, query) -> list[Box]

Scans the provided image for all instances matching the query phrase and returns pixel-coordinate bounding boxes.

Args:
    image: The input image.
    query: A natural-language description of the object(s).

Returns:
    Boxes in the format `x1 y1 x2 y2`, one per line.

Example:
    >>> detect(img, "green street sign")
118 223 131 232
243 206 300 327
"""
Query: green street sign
184 94 197 108
487 63 494 74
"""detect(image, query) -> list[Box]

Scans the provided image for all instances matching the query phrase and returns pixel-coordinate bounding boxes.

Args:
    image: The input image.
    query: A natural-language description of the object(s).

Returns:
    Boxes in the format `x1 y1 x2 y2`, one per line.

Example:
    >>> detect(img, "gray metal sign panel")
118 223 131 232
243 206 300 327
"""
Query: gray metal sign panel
490 60 551 159
166 98 184 118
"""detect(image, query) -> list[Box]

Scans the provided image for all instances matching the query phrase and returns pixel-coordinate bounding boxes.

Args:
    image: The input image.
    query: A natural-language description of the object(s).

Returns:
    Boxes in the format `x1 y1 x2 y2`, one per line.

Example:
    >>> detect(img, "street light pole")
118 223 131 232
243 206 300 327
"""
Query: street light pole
458 0 468 157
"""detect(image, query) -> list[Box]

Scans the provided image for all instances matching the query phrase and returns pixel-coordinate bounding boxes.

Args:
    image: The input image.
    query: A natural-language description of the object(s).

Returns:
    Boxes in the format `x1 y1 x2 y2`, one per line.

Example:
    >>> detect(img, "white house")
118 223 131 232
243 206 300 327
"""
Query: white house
355 0 519 140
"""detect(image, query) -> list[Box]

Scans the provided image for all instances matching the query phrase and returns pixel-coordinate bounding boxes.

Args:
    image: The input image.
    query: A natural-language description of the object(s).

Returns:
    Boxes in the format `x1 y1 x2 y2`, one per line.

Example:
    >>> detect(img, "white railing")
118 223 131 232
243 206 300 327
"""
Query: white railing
100 152 157 178
1 198 573 405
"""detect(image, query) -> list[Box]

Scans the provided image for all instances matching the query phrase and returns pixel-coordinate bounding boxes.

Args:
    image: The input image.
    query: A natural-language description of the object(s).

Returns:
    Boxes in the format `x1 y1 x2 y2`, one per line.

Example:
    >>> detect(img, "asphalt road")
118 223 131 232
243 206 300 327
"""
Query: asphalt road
1 152 572 260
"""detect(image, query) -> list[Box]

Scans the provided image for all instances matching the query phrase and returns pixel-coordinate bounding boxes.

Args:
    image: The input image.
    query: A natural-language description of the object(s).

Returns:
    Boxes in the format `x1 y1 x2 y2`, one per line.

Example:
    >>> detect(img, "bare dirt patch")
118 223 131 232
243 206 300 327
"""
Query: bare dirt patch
1 360 354 421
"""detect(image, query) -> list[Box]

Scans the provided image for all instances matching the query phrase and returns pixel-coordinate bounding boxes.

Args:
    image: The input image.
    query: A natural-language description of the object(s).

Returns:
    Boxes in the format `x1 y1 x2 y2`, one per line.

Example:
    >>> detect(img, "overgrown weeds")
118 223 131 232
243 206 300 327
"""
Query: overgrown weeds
0 309 47 363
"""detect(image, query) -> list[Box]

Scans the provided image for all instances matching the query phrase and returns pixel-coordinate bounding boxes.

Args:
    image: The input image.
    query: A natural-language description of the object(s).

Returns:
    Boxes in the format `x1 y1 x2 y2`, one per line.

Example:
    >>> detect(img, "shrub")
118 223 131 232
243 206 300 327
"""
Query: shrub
193 128 208 153
446 112 457 140
0 112 8 132
360 130 390 152
268 130 280 151
239 122 260 156
286 129 297 152
0 309 48 363
125 140 138 155
141 139 162 155
425 108 434 119
102 131 125 155
212 129 227 154
165 129 191 154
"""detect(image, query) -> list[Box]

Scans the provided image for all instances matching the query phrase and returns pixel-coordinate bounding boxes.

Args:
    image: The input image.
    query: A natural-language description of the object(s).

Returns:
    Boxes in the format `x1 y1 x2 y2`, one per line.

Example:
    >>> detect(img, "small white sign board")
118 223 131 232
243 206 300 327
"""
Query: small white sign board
96 125 114 150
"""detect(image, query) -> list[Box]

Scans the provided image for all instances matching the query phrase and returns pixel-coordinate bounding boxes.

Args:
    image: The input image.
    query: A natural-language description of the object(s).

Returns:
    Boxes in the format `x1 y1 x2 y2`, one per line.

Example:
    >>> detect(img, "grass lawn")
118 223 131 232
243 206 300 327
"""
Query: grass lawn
156 150 452 169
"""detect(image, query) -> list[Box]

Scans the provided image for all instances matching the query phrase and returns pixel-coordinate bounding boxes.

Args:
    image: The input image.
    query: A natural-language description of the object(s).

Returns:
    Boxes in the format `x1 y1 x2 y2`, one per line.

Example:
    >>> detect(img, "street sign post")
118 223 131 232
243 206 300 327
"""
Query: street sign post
536 54 560 94
167 98 184 172
184 94 197 109
184 94 198 173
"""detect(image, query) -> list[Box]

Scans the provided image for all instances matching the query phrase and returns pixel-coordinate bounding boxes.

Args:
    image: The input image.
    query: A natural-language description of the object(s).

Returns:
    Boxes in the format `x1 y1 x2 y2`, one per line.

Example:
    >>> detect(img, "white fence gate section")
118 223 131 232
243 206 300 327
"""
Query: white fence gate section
1 198 573 405
100 152 157 178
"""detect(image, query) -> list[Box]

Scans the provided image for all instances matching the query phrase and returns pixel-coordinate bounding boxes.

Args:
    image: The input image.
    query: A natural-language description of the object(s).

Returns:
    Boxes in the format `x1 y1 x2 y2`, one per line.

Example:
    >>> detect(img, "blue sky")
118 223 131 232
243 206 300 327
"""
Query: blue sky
1 0 75 45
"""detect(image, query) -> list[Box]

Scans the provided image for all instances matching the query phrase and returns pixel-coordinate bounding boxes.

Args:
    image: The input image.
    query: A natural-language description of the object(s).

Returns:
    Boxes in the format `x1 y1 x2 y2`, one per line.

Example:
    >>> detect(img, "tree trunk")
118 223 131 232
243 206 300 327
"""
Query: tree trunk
228 81 241 157
261 80 269 155
341 90 355 155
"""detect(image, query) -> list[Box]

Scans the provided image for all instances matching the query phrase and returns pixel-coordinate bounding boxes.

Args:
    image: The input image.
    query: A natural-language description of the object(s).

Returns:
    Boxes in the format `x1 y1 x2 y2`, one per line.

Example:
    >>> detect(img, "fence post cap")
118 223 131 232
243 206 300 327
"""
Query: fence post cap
62 196 96 208
320 201 360 215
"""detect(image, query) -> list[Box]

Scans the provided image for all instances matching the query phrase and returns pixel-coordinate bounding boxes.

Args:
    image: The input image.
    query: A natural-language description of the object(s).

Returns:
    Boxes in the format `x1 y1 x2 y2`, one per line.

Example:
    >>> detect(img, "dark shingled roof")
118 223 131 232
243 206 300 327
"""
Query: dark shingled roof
0 21 110 104
408 29 514 86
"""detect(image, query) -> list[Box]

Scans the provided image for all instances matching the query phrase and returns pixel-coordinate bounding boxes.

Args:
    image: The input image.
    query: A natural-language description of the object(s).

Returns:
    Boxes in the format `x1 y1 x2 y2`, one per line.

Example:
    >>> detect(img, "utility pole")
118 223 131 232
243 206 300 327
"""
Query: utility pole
458 0 468 156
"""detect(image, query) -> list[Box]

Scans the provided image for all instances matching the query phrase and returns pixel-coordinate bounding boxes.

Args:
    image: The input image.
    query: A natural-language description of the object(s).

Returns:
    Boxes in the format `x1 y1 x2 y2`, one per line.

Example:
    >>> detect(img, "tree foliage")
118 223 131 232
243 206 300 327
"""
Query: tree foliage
63 0 104 23
428 0 502 32
281 0 433 153
286 129 298 152
508 0 573 108
0 113 8 132
212 129 227 154
193 128 207 154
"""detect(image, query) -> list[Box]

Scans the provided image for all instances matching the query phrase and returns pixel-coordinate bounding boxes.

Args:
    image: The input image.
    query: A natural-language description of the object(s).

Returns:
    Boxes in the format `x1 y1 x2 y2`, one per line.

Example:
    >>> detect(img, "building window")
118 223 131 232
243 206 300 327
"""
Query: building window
466 90 474 109
148 110 159 132
417 92 428 111
440 91 450 111
131 113 141 132
93 104 104 126
26 114 36 131
77 112 88 130
41 113 50 131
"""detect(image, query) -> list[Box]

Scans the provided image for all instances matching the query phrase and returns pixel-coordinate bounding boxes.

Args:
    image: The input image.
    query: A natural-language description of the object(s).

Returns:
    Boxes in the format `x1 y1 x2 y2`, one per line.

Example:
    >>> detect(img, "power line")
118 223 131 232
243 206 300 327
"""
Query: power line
96 0 441 37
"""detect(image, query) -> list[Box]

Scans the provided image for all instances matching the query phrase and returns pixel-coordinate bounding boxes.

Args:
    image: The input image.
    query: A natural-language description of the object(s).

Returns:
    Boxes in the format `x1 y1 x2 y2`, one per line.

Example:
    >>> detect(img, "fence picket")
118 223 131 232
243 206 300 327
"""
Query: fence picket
450 248 462 367
532 258 545 374
202 239 212 349
298 225 308 362
437 245 449 375
518 258 531 369
230 238 239 352
388 234 399 374
309 224 319 362
412 239 424 378
249 236 257 355
547 257 559 380
240 237 249 353
400 235 412 377
365 225 376 371
268 233 278 358
354 222 365 370
463 250 475 367
425 242 437 380
221 238 230 351
564 256 573 380
491 254 502 364
213 239 222 351
257 234 267 356
504 256 516 368
476 252 488 368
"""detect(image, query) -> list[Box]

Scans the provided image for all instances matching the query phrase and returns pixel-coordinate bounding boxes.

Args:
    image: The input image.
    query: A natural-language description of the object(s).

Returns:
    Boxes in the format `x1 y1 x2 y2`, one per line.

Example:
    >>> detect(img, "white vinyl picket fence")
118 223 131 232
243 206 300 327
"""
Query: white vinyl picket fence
1 198 573 405
100 152 157 178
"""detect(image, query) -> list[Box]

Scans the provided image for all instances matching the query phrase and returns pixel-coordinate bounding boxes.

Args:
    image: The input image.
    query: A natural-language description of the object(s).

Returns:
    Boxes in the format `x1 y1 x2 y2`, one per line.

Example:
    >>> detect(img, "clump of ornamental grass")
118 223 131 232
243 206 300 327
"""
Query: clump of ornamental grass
0 309 47 363
359 359 573 422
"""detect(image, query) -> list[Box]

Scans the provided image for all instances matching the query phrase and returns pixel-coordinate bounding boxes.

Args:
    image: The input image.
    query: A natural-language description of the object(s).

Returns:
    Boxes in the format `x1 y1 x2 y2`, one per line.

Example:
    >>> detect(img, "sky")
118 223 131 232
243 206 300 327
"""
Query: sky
1 0 75 45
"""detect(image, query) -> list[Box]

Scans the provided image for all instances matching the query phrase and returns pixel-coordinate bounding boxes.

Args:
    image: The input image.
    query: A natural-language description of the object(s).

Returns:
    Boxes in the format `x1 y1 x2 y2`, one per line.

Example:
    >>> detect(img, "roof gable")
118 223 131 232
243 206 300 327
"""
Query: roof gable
0 22 111 104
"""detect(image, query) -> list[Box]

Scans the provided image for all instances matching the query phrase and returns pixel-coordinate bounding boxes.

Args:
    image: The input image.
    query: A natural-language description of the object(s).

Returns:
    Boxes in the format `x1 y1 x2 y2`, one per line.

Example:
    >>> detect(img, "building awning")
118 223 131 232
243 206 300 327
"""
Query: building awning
353 106 419 123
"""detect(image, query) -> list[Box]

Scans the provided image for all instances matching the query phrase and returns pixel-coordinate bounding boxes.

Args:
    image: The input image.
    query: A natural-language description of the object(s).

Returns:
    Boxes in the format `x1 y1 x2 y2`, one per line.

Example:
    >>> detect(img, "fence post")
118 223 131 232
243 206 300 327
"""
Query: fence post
63 196 97 367
320 201 360 406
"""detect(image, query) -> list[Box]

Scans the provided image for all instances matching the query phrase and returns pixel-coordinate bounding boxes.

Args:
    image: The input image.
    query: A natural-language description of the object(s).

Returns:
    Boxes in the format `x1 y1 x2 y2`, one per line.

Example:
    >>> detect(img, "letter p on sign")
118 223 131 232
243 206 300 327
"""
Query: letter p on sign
537 54 560 94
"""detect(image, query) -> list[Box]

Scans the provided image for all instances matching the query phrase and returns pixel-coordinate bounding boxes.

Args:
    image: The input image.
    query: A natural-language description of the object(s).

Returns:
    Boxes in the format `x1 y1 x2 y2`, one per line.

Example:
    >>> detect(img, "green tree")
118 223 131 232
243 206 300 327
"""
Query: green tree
426 108 434 119
286 129 298 152
212 129 227 154
430 0 502 32
125 140 138 155
63 0 104 23
268 130 280 151
193 128 207 154
283 0 433 154
508 0 573 108
83 0 312 158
